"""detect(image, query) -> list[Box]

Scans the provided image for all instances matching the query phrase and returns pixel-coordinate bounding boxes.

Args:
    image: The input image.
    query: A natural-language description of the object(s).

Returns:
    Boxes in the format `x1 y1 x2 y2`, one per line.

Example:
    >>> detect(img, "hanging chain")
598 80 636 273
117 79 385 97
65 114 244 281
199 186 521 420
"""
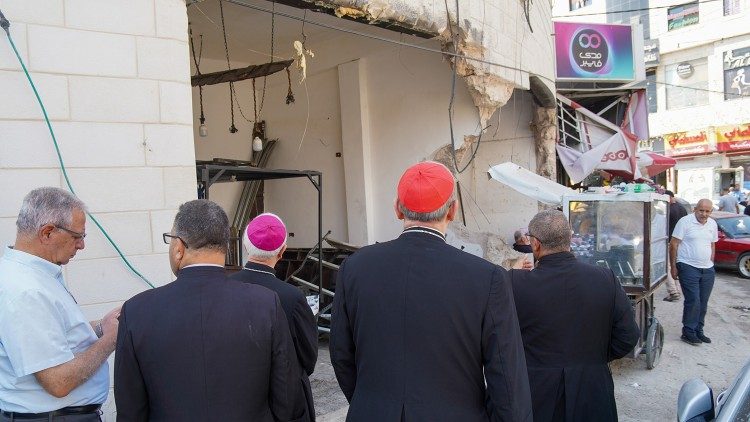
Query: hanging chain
219 0 237 133
252 78 258 123
189 25 205 123
257 0 275 118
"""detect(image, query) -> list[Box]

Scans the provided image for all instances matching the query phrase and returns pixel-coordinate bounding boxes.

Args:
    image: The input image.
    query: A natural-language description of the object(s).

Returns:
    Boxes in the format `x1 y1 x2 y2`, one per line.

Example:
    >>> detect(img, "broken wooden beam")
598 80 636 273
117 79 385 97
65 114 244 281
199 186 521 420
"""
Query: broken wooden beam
191 59 295 87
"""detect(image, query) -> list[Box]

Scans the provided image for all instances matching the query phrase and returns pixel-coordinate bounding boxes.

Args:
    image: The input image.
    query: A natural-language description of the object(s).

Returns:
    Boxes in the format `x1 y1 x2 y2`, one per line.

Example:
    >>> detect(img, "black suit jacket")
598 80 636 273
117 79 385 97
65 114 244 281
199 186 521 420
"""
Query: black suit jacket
330 227 533 422
114 266 304 422
229 262 319 421
509 252 639 422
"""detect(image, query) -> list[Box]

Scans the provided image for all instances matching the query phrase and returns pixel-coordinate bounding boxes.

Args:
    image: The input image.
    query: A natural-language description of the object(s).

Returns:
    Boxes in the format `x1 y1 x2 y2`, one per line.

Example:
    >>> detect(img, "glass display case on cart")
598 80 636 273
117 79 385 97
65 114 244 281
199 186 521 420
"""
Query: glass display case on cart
563 192 669 368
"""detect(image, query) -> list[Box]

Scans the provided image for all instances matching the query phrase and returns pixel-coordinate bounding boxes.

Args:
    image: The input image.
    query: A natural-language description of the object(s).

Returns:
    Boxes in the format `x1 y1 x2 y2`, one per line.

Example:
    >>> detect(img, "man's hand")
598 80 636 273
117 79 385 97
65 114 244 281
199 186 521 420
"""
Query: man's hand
100 306 121 348
671 265 679 279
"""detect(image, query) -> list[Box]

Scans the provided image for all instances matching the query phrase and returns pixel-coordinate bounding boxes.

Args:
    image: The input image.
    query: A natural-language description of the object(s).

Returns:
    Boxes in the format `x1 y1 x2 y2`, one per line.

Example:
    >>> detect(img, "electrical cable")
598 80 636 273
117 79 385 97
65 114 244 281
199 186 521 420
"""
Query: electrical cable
0 12 156 289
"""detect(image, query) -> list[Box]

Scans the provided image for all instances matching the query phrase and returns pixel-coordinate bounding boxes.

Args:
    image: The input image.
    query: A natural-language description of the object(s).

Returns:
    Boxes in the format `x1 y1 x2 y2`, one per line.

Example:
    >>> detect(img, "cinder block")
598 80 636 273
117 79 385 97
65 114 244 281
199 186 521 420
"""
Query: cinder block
163 167 198 208
144 124 195 166
0 169 61 218
137 37 190 81
0 121 60 168
159 81 193 124
28 25 137 77
0 70 69 120
0 0 64 26
0 217 17 249
54 122 146 167
156 0 189 41
66 168 164 213
69 77 159 123
150 209 177 253
76 212 153 260
64 0 155 36
0 22 27 71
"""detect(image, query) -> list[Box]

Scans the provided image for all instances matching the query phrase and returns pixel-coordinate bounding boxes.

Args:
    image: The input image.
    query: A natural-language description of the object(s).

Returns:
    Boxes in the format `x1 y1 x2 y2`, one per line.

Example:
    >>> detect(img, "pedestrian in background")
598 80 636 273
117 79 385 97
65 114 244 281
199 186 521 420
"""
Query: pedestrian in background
718 188 739 213
509 210 639 422
663 190 687 302
670 198 718 346
330 161 532 422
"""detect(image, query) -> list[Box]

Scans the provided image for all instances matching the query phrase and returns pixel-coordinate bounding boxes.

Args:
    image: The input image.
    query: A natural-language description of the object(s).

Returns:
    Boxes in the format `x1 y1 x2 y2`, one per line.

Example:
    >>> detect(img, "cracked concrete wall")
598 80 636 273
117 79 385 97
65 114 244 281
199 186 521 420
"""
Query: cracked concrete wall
311 0 556 124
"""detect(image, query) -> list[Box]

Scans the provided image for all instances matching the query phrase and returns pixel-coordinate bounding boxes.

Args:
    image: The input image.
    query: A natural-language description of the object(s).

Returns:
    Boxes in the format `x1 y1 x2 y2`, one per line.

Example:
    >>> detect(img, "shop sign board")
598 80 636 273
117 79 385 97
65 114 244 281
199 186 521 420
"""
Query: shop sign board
554 22 635 81
716 123 750 152
664 129 714 157
644 39 660 67
668 2 699 31
723 46 750 101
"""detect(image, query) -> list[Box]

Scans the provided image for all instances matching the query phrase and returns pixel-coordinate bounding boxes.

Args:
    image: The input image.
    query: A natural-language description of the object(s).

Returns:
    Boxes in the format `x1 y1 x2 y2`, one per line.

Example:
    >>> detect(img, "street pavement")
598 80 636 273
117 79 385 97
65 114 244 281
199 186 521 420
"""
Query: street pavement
312 269 750 421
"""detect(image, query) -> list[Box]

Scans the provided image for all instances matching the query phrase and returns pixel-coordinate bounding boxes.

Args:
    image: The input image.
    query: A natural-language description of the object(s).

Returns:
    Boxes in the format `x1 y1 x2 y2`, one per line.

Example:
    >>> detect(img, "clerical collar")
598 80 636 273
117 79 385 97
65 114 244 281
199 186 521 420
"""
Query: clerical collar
402 226 446 242
243 262 276 277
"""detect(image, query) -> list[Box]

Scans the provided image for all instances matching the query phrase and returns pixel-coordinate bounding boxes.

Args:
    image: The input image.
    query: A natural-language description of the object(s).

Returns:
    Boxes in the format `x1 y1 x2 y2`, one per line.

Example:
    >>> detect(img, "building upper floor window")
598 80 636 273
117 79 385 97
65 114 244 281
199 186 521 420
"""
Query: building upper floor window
666 58 708 109
724 47 750 100
570 0 593 11
724 0 741 15
667 2 699 31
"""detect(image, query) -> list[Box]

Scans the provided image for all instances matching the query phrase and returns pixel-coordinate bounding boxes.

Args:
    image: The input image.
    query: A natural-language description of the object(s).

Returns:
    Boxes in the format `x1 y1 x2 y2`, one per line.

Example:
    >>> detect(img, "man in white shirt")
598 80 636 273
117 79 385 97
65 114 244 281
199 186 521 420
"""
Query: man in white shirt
718 188 739 213
0 187 120 420
670 199 718 346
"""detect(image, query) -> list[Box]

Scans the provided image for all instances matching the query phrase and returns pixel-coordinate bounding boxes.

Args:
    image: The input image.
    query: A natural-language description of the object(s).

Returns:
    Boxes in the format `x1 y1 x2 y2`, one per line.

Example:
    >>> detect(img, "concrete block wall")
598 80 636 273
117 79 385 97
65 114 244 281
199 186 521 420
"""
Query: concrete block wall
0 0 194 417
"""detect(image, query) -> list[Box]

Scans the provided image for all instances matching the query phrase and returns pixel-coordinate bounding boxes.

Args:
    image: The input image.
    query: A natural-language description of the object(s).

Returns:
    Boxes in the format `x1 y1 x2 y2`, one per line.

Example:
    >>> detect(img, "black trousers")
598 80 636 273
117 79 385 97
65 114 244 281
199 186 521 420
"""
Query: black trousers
0 413 101 422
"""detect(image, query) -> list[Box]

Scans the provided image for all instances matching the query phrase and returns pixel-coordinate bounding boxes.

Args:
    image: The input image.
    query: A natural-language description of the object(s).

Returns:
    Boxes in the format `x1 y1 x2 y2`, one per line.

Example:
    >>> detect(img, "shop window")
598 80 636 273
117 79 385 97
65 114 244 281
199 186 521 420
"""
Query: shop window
724 0 741 15
646 70 657 113
668 2 699 31
666 59 708 110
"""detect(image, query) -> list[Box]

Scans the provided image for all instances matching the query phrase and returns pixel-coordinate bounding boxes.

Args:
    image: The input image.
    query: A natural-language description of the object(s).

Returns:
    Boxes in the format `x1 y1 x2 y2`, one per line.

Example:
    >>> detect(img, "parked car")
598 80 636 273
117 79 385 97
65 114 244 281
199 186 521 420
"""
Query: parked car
711 211 750 279
677 358 750 421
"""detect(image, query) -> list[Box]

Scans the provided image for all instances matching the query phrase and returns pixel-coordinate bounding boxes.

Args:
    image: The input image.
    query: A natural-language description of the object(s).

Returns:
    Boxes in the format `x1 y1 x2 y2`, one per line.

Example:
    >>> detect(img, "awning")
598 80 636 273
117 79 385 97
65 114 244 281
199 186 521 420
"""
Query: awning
638 151 676 177
488 162 577 206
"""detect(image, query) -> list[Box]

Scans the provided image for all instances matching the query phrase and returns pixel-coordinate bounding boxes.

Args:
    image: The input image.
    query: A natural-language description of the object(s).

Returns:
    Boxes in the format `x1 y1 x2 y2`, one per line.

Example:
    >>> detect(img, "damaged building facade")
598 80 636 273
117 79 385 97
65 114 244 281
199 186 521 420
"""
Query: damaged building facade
0 0 554 417
190 0 557 267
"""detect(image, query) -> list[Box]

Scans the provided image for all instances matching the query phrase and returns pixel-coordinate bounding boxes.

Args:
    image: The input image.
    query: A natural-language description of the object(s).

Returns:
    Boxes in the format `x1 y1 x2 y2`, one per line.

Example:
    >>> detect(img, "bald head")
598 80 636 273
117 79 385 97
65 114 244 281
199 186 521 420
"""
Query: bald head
694 199 713 224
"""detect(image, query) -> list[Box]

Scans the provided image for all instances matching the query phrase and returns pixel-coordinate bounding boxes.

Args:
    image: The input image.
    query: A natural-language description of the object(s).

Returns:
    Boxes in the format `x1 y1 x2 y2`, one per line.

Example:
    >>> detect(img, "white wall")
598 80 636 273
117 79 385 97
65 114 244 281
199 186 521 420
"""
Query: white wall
0 1 194 418
649 34 750 136
192 28 539 250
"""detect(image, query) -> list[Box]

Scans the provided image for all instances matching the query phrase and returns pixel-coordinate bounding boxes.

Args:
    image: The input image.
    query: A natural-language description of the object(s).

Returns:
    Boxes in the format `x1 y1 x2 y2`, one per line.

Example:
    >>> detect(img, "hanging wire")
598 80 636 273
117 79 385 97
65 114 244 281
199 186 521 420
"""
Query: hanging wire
219 0 238 133
189 24 206 126
0 14 155 289
257 0 276 118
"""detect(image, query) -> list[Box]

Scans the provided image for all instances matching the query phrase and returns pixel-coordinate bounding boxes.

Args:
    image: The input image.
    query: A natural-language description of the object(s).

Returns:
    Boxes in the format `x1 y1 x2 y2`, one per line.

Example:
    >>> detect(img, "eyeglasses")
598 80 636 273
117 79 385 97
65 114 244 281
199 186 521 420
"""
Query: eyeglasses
54 225 86 240
525 232 543 244
163 233 189 248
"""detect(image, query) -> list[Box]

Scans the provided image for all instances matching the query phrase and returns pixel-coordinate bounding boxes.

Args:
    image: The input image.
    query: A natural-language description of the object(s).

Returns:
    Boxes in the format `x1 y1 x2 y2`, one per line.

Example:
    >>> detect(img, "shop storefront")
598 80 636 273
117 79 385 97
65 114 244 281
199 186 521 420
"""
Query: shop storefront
664 123 750 203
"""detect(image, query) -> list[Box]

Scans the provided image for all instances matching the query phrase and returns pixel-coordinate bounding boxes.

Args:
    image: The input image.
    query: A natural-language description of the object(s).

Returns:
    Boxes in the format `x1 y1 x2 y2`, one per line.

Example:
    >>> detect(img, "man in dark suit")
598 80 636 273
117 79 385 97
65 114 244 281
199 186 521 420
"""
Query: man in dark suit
230 213 318 421
663 190 687 302
509 210 639 422
114 200 303 421
330 161 532 422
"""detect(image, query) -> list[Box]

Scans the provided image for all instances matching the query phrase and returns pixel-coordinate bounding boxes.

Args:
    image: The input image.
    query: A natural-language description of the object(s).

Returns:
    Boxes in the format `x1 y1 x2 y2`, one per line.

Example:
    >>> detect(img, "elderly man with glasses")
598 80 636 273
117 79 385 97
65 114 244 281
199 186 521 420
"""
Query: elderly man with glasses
509 210 639 422
0 187 121 421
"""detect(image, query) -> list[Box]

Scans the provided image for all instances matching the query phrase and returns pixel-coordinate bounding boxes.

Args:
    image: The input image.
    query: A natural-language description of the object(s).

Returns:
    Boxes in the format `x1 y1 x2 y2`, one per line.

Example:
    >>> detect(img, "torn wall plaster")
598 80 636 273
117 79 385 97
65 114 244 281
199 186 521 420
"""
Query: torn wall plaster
431 135 478 171
448 223 527 269
531 106 557 210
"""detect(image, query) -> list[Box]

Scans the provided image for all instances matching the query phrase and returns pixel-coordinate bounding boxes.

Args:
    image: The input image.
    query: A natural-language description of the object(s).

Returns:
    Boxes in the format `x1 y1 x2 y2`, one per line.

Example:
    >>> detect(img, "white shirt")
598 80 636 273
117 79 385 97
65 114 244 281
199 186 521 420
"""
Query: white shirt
672 214 719 269
0 247 109 412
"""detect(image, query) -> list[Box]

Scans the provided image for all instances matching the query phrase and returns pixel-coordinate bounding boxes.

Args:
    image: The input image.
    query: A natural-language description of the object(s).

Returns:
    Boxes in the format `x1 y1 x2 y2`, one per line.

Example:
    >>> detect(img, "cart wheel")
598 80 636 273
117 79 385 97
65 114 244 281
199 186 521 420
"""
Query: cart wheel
645 318 664 370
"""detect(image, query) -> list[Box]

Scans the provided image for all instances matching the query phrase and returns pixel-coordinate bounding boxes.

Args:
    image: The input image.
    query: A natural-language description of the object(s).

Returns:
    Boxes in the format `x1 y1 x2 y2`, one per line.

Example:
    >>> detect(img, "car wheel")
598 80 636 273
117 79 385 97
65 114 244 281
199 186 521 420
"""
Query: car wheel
738 253 750 279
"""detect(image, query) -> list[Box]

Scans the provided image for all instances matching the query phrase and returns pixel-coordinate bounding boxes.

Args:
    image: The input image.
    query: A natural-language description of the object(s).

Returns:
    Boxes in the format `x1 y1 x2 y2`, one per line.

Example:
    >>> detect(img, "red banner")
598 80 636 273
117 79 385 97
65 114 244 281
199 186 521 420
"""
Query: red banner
716 123 750 152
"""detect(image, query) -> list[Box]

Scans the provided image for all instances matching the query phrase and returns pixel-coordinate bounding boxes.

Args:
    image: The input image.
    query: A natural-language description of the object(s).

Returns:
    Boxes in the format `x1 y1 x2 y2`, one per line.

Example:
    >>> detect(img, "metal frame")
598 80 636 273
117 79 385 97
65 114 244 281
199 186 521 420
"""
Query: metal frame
196 163 324 319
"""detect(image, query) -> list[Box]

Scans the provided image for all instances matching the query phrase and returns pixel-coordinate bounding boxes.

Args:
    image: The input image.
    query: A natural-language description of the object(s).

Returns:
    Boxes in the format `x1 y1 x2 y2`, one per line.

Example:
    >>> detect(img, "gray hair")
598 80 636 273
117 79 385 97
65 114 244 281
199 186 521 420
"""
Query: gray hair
397 195 456 223
527 210 571 252
514 230 525 242
243 237 286 260
173 199 230 252
16 187 87 235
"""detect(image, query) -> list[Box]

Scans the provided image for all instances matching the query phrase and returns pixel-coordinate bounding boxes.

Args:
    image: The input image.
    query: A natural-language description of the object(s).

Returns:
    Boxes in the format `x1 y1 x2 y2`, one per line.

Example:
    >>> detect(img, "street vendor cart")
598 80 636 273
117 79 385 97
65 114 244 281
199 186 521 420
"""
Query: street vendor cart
488 163 668 369
564 192 668 369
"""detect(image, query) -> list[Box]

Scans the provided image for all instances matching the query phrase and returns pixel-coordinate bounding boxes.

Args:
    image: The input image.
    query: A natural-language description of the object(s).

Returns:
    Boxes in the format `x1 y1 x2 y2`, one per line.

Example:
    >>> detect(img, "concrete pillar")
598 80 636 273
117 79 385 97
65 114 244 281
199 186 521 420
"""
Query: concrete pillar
531 106 558 208
337 60 374 246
